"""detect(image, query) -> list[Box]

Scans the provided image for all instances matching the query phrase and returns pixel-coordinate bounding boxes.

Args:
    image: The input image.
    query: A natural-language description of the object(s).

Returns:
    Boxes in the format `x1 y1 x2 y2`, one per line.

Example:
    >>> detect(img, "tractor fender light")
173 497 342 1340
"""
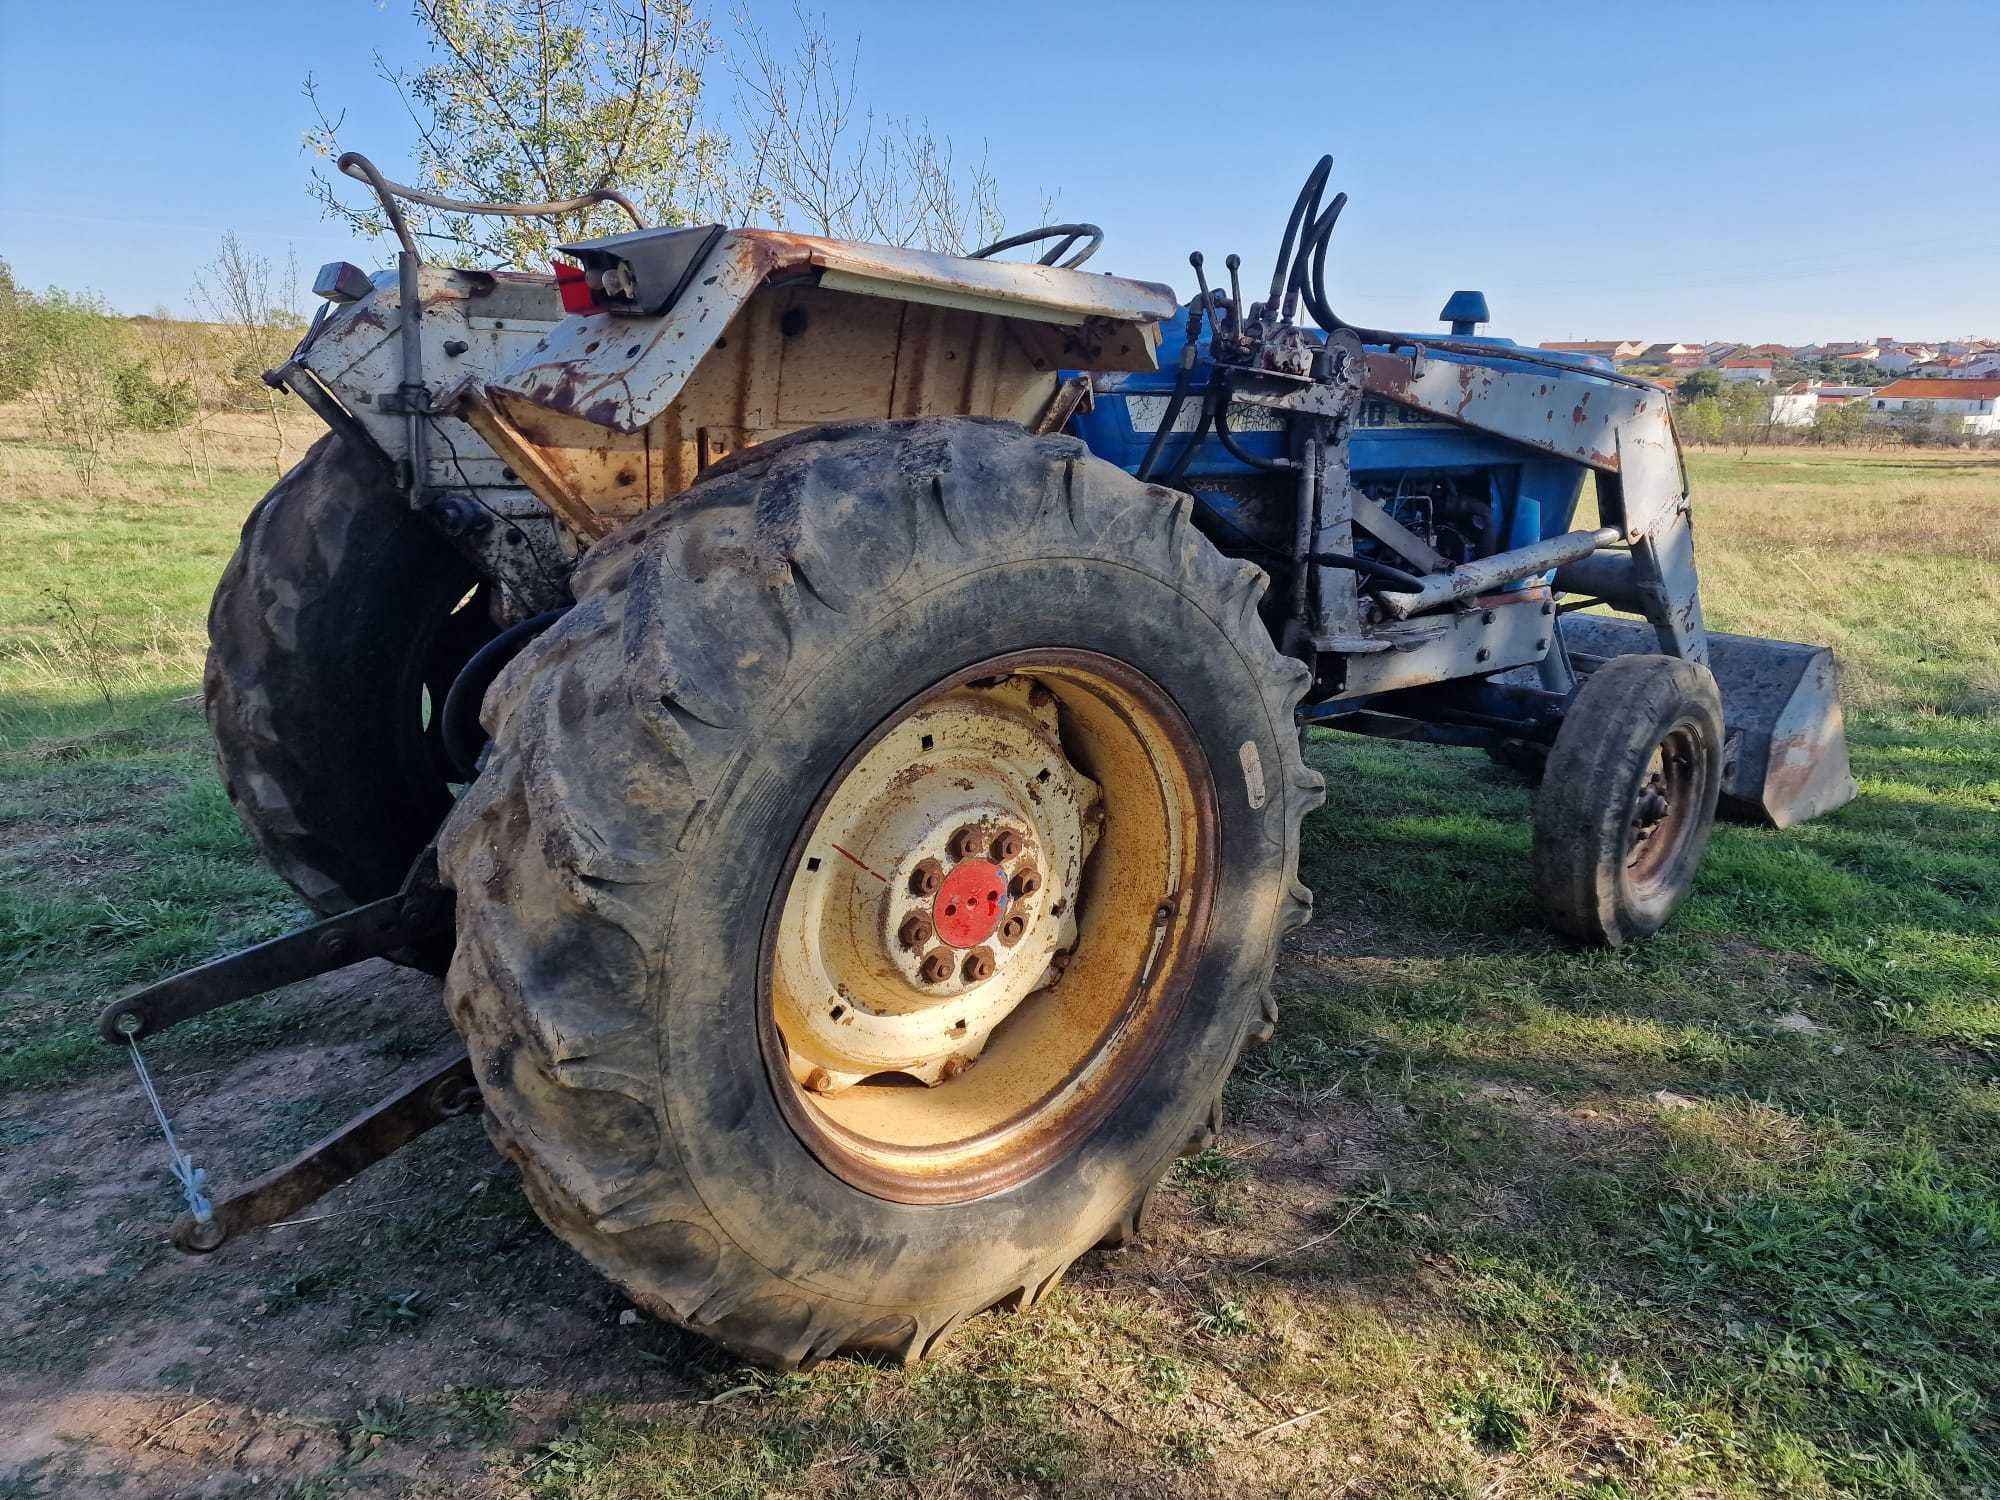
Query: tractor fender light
313 262 376 304
553 260 599 315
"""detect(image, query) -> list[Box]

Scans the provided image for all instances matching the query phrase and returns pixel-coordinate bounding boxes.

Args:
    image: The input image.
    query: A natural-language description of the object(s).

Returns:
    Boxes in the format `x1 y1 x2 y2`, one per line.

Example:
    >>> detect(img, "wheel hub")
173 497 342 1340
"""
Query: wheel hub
933 858 1006 948
771 675 1102 1093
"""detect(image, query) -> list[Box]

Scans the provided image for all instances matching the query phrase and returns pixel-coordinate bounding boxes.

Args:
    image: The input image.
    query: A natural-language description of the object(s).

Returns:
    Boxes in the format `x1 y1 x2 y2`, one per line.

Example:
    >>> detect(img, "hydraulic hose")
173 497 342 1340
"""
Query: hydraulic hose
1160 401 1214 487
1266 155 1333 316
1308 551 1428 593
1215 401 1291 472
1135 358 1193 482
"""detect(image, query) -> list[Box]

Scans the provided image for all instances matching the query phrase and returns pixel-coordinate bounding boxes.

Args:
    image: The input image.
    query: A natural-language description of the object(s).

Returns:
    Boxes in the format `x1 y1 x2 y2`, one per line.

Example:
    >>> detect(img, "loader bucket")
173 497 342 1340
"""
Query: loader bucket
1558 616 1857 829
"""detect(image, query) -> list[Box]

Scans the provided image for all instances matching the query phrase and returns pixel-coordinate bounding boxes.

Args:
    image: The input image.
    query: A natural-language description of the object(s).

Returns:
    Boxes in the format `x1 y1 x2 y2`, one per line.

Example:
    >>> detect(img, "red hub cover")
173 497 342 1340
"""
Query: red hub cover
933 858 1006 949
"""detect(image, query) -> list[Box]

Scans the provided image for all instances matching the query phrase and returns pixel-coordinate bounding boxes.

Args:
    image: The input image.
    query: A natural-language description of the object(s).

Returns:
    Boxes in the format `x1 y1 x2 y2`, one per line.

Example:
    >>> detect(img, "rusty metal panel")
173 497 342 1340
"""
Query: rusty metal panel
456 278 1057 530
486 230 1172 435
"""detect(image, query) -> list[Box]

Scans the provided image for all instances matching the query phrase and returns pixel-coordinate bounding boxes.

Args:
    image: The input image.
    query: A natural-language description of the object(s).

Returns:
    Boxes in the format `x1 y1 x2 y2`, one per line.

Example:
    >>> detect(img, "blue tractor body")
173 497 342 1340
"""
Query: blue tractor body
1074 310 1592 581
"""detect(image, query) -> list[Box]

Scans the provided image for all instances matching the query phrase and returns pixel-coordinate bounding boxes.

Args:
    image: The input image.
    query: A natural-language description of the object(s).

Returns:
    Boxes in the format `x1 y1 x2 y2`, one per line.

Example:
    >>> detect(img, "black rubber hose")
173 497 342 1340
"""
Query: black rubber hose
1298 194 1347 329
1308 551 1428 592
1160 400 1214 487
441 608 568 778
1286 192 1346 323
1135 358 1193 482
1266 156 1332 316
1215 402 1291 472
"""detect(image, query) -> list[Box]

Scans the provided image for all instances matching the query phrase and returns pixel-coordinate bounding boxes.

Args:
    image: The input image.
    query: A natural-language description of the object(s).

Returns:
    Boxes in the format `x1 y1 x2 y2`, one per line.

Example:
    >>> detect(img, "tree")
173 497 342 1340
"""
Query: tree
0 259 43 401
192 234 305 474
304 1 1011 268
729 4 1002 252
21 289 126 496
306 0 732 267
1676 367 1724 404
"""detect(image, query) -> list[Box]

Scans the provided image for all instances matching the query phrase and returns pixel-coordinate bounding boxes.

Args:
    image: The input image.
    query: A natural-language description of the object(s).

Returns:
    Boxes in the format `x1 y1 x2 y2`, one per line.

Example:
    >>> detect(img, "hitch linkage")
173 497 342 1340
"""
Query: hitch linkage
95 848 470 1254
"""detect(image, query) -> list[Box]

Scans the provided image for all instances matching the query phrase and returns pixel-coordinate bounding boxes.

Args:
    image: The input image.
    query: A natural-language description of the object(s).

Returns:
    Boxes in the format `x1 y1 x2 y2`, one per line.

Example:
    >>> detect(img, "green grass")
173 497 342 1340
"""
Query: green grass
0 440 1995 1497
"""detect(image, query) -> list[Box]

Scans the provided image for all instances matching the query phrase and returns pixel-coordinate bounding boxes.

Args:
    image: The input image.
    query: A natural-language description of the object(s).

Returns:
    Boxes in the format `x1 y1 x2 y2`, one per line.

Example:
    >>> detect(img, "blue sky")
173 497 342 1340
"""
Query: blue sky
2 1 1994 344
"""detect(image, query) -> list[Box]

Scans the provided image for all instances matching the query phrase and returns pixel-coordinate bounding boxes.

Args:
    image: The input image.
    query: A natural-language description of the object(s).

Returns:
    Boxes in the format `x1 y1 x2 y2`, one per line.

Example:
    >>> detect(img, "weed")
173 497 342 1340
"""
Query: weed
449 1383 514 1441
1194 1298 1255 1338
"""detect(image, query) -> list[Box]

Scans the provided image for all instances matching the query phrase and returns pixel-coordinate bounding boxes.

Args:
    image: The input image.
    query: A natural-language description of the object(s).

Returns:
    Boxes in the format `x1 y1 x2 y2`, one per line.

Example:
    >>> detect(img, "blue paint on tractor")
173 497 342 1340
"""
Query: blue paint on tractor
1068 300 1589 571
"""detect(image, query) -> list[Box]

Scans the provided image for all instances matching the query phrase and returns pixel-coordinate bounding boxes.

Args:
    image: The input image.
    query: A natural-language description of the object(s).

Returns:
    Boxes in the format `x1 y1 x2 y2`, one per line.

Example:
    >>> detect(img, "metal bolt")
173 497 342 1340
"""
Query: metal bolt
997 914 1027 946
940 1056 970 1081
948 824 985 861
919 950 955 984
1482 609 1496 625
1010 867 1042 898
962 947 997 982
991 829 1024 862
805 1068 833 1093
910 858 944 896
1475 647 1491 663
898 912 934 949
1049 949 1074 975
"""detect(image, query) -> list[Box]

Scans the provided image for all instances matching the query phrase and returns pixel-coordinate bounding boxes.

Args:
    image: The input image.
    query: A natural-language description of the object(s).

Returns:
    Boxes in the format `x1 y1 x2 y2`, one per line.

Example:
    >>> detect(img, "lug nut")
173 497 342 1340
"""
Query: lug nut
1050 949 1073 975
991 829 1024 862
910 858 943 896
940 1056 970 1081
805 1068 833 1093
949 824 985 861
997 914 1027 946
962 947 996 982
919 950 955 984
1010 867 1042 898
898 912 934 949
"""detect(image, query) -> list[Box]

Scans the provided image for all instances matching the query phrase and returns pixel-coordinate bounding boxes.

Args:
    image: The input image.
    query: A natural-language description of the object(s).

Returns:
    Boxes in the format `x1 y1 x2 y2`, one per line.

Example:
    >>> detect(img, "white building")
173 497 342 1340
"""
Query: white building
1770 383 1819 427
1865 378 2000 437
1875 346 1937 375
1720 357 1775 384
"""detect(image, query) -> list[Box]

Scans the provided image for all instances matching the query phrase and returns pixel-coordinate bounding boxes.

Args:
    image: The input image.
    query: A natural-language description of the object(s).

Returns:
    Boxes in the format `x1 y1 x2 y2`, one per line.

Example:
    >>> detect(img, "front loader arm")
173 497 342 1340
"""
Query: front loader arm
1358 344 1708 665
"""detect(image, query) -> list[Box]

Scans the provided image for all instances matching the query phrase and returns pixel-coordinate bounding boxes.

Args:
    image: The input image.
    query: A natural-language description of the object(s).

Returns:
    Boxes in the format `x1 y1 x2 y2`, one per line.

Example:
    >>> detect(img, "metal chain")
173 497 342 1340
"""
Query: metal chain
121 1026 214 1230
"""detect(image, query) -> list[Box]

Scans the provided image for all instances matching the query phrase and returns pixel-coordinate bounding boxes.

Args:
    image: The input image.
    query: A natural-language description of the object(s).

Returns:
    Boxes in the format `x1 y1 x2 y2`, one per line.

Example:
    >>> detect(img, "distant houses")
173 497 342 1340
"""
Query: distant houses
1538 340 1647 362
1864 378 2000 437
1529 334 2000 440
1720 357 1774 384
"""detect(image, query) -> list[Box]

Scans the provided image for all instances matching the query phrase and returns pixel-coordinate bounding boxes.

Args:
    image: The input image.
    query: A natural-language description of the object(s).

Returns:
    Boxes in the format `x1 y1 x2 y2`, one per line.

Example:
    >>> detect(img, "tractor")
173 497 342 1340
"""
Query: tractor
99 153 1854 1368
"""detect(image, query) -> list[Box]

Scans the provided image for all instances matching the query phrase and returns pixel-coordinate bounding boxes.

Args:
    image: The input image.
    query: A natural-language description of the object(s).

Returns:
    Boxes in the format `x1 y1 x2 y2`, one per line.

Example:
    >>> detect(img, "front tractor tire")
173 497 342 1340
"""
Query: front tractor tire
1532 653 1724 946
439 419 1324 1367
206 435 497 916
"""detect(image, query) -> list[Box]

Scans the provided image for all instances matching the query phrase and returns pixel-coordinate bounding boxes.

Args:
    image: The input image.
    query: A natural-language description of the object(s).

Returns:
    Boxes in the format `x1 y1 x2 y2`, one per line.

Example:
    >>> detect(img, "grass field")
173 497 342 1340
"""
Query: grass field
1 420 1995 1498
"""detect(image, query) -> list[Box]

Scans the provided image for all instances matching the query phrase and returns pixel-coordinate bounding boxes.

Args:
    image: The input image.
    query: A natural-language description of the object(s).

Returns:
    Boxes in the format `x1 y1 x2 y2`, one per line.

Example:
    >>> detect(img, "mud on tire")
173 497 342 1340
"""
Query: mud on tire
206 434 494 916
439 418 1325 1368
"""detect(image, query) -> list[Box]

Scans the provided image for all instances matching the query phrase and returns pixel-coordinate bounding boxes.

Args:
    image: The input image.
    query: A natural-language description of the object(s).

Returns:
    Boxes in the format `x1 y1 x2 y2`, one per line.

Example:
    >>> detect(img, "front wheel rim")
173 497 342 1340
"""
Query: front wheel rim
759 649 1217 1205
1623 721 1707 897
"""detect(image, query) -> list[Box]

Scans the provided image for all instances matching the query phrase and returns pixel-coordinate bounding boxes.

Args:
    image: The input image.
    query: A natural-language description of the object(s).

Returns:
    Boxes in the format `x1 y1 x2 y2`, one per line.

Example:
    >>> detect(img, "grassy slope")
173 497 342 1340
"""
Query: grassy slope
0 437 1995 1497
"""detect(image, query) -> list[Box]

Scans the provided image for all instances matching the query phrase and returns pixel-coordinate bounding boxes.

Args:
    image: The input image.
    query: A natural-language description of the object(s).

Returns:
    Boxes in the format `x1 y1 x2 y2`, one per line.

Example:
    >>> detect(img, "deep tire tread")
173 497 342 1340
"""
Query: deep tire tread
441 419 1323 1367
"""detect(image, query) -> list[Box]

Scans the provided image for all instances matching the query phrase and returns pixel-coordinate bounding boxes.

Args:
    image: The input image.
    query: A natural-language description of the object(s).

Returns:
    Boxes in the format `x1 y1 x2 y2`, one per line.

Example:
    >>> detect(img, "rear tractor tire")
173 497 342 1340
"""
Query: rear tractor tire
1531 653 1723 946
205 434 499 917
438 418 1325 1368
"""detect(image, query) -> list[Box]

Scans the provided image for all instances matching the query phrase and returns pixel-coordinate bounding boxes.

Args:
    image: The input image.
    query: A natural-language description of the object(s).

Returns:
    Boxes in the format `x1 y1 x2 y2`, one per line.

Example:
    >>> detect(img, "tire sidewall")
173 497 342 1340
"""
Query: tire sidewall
1537 657 1723 943
658 550 1293 1310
